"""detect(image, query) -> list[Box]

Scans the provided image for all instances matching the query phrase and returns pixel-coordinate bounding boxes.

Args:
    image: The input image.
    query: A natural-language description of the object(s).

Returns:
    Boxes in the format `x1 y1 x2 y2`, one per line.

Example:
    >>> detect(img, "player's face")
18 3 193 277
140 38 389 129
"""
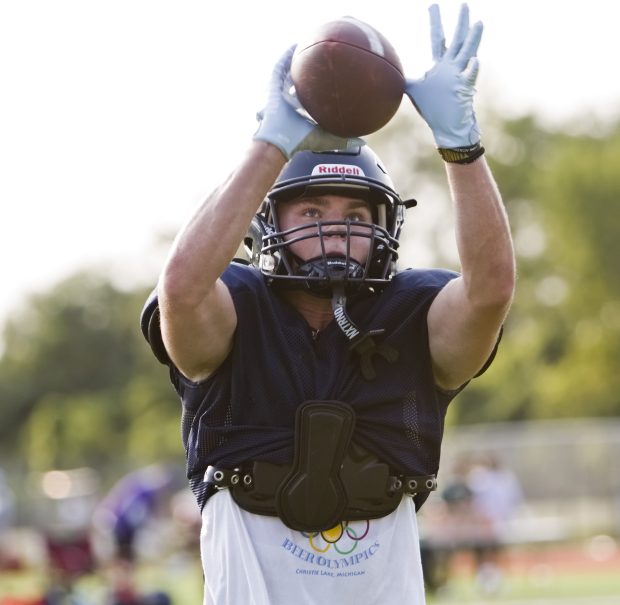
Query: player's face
277 194 373 264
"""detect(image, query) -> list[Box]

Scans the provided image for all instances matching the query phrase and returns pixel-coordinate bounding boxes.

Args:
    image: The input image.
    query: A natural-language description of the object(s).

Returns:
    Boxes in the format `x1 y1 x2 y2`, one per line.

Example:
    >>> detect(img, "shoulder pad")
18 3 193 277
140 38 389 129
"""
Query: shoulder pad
140 289 172 366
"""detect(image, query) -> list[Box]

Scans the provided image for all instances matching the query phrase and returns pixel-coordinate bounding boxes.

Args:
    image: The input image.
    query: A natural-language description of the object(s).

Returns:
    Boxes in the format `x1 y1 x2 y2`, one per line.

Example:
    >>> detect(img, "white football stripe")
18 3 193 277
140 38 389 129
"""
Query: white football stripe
341 16 385 56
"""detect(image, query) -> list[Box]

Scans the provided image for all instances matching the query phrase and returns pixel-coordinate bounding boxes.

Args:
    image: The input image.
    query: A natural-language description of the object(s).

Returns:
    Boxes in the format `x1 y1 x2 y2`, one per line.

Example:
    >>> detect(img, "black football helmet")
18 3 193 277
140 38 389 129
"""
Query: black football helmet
244 145 415 296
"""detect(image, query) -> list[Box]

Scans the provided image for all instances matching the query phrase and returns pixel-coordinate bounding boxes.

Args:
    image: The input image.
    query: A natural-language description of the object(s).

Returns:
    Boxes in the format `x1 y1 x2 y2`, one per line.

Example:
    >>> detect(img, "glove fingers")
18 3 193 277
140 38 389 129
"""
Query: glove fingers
455 21 483 70
461 56 480 87
283 71 302 110
429 4 446 62
273 45 296 84
445 3 470 59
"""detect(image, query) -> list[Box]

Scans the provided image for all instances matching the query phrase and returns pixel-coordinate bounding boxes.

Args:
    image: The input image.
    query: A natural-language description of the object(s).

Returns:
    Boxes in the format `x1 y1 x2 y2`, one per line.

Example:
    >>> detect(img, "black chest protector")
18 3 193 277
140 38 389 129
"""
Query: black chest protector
206 400 437 532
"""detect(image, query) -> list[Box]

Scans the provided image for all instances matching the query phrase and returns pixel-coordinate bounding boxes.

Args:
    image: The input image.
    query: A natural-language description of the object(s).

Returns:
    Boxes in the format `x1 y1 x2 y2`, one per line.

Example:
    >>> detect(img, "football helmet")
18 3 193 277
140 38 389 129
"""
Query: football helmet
244 145 415 296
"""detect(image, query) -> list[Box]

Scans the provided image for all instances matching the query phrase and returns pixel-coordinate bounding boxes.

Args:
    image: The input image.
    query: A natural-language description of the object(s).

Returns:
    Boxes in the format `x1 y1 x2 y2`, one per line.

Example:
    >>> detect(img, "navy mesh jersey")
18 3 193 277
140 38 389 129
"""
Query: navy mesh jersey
144 262 472 511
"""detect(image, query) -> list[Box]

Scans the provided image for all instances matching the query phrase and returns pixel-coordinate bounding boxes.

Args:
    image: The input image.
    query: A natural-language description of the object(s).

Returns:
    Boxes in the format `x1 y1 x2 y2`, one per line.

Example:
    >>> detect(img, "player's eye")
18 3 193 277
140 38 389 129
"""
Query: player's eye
301 207 321 219
348 210 372 222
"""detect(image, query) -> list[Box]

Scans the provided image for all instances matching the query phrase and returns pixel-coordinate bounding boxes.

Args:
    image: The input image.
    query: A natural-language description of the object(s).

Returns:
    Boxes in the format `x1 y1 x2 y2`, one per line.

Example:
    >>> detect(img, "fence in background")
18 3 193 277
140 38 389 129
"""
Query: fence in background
434 417 620 540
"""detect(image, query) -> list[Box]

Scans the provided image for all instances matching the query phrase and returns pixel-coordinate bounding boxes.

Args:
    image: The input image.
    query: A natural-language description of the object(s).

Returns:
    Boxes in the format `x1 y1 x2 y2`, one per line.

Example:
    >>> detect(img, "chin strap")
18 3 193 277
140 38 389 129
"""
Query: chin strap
331 286 399 380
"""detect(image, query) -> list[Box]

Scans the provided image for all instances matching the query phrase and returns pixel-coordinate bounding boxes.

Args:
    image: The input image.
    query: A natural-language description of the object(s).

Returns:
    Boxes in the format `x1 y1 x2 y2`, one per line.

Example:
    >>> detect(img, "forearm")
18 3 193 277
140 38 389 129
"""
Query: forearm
446 156 516 308
159 141 286 306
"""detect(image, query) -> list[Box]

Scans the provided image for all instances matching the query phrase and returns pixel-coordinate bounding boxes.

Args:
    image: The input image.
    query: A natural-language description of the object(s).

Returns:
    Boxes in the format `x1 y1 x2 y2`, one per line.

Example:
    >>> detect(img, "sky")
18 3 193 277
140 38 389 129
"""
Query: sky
1 0 619 331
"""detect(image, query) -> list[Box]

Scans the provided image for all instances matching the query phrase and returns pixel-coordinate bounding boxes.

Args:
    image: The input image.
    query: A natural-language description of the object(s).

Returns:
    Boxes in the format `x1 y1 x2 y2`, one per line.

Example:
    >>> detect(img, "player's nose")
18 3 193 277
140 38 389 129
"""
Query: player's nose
321 221 348 237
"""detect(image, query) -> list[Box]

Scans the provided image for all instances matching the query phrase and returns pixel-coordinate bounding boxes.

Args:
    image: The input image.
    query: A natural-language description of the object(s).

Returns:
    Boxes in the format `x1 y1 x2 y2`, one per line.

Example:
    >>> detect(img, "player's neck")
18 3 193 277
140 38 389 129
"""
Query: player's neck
281 290 333 332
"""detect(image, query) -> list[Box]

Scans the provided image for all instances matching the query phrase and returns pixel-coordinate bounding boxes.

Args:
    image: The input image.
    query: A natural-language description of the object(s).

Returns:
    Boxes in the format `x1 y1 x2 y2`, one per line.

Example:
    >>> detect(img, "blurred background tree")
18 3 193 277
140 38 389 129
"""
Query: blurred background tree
372 108 620 425
1 110 619 479
453 115 620 424
0 274 182 478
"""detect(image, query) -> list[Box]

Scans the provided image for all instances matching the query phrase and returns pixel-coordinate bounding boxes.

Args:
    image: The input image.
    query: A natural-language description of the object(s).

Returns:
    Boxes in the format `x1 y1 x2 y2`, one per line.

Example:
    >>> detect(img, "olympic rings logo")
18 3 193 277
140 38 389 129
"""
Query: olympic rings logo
300 519 370 554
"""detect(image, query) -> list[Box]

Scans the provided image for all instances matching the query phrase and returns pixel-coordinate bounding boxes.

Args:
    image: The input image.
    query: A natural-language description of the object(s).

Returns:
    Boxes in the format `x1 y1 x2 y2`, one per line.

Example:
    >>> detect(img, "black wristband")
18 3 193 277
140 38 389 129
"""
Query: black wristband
437 142 485 164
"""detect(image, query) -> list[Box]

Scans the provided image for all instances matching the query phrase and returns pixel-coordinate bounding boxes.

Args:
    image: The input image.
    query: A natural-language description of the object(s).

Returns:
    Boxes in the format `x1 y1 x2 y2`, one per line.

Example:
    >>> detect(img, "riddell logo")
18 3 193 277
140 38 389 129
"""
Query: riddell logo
311 164 365 176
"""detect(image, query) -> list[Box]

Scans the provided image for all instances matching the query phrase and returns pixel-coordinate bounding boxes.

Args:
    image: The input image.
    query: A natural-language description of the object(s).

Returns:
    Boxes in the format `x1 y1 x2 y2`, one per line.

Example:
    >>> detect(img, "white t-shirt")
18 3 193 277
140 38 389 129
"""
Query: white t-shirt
200 489 426 605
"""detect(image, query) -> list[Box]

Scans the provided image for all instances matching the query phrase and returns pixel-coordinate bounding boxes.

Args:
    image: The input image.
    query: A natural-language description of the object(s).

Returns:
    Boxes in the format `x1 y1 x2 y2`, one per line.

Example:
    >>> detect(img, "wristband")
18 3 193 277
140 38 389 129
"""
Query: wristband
438 142 485 164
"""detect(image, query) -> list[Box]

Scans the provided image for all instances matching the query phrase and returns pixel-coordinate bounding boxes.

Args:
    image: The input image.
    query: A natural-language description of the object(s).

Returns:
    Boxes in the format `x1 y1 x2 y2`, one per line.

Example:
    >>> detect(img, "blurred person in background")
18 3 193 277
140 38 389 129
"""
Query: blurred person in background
419 456 494 592
0 469 16 569
93 465 176 605
467 452 524 593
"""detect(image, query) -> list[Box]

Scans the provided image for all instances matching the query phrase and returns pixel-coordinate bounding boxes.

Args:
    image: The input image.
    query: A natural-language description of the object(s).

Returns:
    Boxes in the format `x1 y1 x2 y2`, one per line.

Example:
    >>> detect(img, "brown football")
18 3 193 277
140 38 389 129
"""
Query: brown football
291 17 405 138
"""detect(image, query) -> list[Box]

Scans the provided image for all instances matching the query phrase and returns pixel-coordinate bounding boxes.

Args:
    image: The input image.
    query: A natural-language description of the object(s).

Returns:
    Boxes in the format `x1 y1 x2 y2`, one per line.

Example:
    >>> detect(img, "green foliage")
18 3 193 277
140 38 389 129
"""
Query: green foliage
453 117 620 423
0 272 181 475
372 109 620 424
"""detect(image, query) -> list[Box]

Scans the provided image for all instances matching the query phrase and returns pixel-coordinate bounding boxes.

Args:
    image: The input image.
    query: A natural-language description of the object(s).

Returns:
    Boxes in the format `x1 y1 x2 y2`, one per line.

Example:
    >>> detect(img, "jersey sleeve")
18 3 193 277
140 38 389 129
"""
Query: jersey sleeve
140 288 172 366
139 262 261 368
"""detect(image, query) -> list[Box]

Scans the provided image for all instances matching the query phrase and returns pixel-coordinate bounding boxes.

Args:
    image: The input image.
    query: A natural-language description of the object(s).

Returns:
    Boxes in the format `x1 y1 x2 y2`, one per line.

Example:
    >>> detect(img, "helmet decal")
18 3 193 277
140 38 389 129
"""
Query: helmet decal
311 163 365 176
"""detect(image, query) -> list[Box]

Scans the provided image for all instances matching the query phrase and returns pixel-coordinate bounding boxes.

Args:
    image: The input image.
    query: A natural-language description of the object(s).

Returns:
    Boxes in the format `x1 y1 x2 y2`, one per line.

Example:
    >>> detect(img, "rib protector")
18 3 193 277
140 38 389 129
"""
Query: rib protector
275 401 355 531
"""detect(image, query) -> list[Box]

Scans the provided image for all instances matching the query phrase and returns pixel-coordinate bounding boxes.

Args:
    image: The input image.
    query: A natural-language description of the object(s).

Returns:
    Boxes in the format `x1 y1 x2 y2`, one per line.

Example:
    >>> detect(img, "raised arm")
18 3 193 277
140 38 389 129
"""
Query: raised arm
158 142 285 381
157 46 360 381
429 157 515 390
406 4 516 390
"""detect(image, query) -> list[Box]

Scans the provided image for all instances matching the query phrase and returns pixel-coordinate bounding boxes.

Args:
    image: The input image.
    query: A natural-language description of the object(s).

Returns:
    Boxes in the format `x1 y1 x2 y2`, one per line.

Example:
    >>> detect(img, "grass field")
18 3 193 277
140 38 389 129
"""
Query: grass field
0 559 204 604
428 568 620 604
427 542 620 604
1 543 619 604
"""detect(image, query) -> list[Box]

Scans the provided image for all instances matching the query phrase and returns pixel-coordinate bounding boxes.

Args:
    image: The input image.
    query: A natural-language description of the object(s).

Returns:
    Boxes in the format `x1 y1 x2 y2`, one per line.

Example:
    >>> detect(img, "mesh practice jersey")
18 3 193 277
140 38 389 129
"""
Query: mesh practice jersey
143 262 487 511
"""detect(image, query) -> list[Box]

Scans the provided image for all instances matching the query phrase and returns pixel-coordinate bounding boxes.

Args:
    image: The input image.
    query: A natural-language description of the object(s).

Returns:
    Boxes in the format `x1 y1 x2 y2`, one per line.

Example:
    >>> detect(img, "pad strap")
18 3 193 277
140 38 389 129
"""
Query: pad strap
206 463 437 498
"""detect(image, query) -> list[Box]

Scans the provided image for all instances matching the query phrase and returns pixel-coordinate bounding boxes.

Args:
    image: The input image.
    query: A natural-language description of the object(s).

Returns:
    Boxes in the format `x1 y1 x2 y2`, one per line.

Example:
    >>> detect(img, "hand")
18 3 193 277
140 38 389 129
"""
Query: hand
253 46 363 158
405 4 483 149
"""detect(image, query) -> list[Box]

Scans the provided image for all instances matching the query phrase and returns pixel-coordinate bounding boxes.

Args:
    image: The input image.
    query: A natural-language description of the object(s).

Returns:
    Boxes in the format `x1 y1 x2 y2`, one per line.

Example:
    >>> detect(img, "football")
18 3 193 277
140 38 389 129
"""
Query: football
291 17 405 137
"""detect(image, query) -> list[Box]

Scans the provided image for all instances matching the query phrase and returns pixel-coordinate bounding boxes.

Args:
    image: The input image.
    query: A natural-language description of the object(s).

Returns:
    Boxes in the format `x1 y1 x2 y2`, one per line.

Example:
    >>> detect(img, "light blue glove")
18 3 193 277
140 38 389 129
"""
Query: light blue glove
405 4 483 150
253 46 363 159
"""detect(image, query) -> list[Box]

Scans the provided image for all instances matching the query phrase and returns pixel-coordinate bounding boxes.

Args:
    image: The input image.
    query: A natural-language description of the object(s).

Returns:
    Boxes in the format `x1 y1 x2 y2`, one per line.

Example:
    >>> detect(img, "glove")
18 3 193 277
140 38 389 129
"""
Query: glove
405 4 483 153
253 46 363 159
